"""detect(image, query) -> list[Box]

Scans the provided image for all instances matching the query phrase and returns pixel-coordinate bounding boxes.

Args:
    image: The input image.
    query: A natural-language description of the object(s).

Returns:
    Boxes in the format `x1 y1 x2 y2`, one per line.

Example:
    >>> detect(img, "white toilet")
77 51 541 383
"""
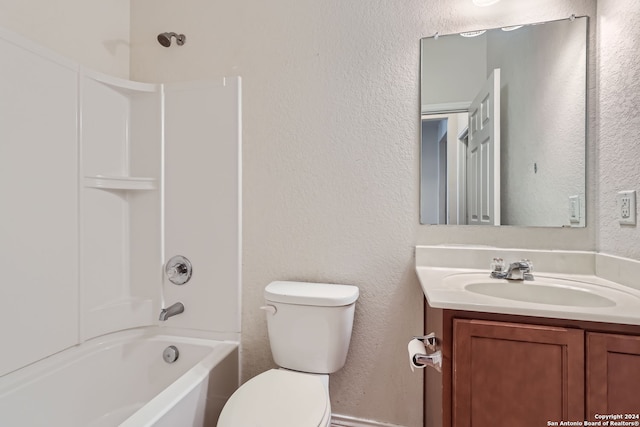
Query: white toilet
217 281 359 427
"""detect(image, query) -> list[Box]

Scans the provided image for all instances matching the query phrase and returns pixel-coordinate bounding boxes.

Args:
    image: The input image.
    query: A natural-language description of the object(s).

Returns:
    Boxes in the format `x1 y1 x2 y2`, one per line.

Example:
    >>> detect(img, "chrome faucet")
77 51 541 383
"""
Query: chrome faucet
159 302 184 321
490 258 534 281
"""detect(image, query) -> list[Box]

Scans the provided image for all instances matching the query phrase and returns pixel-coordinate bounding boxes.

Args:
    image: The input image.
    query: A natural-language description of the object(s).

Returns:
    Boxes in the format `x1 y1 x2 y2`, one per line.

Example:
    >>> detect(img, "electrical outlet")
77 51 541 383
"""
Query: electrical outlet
617 190 636 225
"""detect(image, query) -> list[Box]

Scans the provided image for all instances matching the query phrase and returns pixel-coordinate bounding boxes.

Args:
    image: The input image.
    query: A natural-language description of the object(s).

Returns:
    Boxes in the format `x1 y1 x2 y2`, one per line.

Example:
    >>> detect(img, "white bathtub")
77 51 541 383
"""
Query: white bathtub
0 329 239 427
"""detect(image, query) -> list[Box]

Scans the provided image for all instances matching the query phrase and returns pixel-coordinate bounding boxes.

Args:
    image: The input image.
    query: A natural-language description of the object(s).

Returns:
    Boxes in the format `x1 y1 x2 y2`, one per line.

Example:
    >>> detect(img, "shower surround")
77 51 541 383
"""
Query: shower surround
0 24 242 425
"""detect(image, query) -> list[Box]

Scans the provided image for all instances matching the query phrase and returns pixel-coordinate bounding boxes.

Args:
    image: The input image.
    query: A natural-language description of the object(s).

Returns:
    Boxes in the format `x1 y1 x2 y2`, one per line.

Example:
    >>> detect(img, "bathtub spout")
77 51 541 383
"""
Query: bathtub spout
159 302 184 321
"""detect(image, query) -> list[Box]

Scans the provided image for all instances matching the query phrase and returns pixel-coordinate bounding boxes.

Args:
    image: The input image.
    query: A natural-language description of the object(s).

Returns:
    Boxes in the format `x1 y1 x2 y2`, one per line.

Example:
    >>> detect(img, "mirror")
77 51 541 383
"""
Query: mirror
420 17 588 227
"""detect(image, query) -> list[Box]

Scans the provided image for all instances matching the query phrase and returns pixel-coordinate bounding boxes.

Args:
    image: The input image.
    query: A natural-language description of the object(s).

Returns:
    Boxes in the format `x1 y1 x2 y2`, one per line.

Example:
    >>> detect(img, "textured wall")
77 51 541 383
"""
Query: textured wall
130 0 596 425
0 0 621 424
597 0 640 259
132 2 424 424
0 0 130 78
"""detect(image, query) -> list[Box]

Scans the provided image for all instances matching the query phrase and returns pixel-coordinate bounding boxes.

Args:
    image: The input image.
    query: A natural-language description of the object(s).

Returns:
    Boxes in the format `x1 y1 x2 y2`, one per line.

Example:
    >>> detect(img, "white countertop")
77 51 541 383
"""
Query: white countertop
416 266 640 326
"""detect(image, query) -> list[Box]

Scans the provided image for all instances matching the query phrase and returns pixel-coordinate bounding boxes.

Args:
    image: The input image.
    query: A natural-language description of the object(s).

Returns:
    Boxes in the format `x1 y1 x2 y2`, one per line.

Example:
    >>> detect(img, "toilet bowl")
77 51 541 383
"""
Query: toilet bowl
217 369 331 427
217 281 359 427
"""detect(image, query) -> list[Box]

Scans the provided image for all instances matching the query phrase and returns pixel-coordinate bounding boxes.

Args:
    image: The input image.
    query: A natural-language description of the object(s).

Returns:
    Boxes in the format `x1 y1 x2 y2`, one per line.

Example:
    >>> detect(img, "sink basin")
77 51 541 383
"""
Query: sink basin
464 281 616 307
415 246 640 325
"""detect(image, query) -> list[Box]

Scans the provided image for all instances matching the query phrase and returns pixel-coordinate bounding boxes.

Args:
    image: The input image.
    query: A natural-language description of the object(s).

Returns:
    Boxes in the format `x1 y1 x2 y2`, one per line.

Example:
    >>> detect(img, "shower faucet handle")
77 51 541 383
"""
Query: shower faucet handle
165 255 193 285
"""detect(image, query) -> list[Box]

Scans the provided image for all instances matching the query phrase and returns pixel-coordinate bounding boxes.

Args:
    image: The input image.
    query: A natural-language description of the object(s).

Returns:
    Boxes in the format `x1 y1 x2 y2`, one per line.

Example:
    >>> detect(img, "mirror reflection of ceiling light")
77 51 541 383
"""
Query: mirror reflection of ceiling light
460 30 486 38
472 0 500 6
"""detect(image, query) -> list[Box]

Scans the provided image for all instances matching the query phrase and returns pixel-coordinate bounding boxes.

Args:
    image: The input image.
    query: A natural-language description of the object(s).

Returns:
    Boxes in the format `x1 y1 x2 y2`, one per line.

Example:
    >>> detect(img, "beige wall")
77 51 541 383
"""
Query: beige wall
133 2 426 424
11 0 640 425
597 0 640 259
0 0 130 78
487 21 587 227
130 1 596 425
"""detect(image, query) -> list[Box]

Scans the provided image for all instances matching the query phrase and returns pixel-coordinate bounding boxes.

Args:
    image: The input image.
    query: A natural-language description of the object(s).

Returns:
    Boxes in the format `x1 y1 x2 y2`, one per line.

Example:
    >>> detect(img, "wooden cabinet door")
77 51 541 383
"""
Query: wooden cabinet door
453 319 584 427
587 332 640 418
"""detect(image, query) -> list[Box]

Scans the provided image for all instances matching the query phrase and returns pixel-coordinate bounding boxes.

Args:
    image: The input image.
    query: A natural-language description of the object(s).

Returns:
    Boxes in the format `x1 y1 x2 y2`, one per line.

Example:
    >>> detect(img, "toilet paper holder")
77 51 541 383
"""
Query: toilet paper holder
413 351 442 368
410 333 442 372
413 332 439 351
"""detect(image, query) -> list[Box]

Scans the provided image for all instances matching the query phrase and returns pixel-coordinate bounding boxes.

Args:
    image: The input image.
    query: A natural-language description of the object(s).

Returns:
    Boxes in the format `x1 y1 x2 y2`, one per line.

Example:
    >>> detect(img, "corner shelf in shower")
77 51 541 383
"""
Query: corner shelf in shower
82 68 161 94
84 175 157 191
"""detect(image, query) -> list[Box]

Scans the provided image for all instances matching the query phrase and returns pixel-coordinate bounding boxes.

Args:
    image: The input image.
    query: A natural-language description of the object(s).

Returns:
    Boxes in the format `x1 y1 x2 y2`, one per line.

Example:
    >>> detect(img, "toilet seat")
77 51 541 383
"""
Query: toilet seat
217 369 331 427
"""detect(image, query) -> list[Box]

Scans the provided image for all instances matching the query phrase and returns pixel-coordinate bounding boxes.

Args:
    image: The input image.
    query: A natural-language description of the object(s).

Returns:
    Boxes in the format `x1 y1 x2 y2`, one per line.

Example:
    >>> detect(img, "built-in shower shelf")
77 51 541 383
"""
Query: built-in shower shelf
84 175 157 191
82 68 161 95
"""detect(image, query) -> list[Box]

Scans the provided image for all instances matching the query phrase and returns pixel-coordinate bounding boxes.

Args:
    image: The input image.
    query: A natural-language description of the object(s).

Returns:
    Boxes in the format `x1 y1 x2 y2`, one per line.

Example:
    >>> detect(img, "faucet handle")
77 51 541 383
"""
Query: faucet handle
165 255 193 285
490 257 506 272
520 259 534 280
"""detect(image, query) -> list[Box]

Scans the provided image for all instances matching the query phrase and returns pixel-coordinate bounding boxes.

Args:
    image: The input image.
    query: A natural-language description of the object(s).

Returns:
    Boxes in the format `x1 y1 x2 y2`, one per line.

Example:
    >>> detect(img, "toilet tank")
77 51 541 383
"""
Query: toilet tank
263 281 359 374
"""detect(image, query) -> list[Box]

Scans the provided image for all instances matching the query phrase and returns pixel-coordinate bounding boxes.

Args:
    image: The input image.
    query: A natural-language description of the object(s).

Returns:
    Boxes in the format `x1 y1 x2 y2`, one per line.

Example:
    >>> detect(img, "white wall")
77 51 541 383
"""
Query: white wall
0 34 79 376
162 80 242 337
486 19 587 227
131 1 427 424
597 0 640 260
421 34 487 110
0 0 130 78
0 28 163 375
1 0 638 424
130 1 596 425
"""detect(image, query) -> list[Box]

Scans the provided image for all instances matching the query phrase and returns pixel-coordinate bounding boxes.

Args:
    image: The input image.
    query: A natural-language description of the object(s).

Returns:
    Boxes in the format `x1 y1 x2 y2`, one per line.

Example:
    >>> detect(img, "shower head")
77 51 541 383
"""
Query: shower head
157 32 186 47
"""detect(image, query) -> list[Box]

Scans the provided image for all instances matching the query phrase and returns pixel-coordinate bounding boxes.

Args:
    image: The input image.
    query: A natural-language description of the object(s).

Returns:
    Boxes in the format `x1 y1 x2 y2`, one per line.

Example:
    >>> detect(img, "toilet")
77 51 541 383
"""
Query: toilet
217 281 359 427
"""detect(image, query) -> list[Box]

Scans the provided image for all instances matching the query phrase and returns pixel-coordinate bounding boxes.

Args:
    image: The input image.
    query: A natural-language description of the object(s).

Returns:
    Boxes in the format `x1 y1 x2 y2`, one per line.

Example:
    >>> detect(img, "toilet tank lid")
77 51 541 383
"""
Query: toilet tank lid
265 281 359 306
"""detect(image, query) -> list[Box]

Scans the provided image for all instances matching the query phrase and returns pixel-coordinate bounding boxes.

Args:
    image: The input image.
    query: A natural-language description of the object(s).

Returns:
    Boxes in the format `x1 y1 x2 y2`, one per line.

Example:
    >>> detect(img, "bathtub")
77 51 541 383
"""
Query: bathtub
0 329 239 427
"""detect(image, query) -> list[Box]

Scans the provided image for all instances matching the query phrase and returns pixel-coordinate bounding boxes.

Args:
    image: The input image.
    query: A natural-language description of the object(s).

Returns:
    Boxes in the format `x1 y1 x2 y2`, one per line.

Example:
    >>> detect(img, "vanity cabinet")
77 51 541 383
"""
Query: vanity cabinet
424 308 640 427
452 319 584 426
586 332 640 418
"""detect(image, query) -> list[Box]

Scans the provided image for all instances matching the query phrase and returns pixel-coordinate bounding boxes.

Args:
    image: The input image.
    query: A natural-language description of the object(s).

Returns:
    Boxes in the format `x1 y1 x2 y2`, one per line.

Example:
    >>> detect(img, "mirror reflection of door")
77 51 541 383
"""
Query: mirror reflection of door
420 113 469 225
420 118 447 224
420 69 500 226
467 68 501 226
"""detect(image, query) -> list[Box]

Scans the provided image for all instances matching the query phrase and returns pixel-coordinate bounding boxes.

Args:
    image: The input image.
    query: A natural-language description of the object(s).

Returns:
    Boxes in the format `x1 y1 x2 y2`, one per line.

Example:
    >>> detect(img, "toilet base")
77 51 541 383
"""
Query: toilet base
218 369 332 427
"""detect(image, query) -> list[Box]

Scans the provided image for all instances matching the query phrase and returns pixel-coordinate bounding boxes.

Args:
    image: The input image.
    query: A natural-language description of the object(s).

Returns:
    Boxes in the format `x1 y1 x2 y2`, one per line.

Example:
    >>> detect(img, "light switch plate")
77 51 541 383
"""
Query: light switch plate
569 195 580 224
617 190 636 225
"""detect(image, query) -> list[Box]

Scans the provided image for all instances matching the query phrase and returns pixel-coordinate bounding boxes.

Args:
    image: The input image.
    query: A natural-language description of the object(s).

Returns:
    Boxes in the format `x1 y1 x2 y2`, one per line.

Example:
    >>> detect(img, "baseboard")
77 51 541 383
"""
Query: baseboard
331 414 407 427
